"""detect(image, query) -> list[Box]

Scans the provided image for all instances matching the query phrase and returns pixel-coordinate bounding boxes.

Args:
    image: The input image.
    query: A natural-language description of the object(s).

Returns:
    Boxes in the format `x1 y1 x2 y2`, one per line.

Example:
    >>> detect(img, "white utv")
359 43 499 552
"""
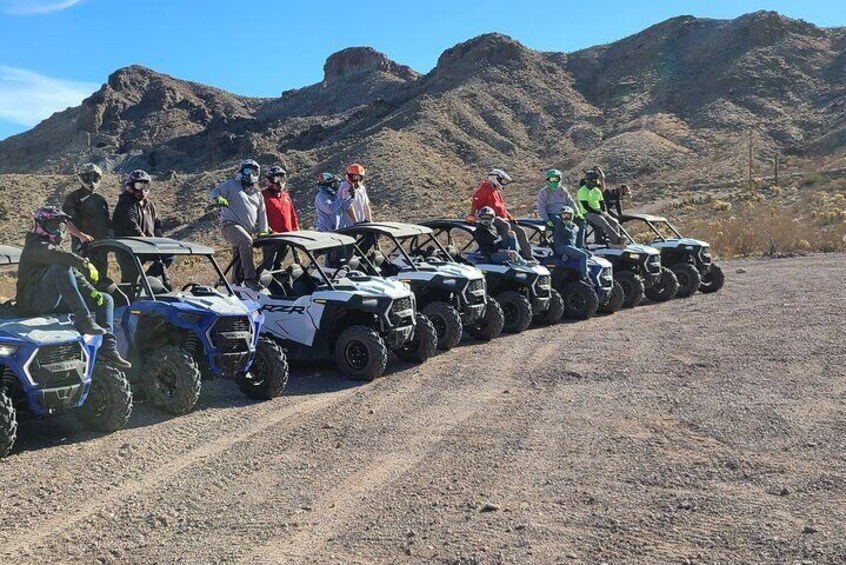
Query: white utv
338 221 504 349
229 231 437 381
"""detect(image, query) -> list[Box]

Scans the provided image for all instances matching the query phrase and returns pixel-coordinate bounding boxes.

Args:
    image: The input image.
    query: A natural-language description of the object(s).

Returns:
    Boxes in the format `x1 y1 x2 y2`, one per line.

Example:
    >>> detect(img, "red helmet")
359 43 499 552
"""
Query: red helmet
346 163 366 181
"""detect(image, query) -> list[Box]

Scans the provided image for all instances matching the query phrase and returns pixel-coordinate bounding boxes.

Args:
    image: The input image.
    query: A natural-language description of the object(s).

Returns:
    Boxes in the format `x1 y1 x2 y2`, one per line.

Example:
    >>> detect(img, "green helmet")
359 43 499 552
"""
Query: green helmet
545 169 562 188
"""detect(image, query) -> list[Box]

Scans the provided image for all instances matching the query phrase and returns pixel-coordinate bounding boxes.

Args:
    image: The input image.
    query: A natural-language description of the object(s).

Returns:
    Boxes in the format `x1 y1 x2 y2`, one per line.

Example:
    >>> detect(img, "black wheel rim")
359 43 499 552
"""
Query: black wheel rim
156 367 179 399
246 354 267 388
345 341 370 370
430 315 447 339
567 293 586 312
502 303 518 327
86 380 108 418
677 272 690 289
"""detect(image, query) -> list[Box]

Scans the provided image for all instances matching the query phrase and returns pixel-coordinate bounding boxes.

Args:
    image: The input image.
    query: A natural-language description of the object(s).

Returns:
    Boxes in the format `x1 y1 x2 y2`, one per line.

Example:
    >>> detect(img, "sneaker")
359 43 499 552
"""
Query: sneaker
74 314 107 336
99 347 132 370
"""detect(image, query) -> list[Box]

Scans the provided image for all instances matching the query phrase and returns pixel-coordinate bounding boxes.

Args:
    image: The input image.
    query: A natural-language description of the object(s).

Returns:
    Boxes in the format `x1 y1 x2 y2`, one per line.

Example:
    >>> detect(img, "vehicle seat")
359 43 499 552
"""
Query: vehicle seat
288 264 316 296
146 276 170 296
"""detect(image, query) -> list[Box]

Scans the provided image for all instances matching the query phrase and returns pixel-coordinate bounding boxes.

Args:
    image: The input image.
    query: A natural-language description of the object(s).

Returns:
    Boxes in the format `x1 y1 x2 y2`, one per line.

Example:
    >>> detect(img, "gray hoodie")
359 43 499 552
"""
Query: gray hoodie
210 177 268 233
536 185 580 221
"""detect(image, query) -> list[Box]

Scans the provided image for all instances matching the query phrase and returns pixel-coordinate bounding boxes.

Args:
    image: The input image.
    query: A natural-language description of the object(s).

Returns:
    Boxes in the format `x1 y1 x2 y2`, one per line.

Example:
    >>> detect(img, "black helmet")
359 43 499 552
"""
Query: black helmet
265 165 287 180
125 169 152 199
585 170 600 184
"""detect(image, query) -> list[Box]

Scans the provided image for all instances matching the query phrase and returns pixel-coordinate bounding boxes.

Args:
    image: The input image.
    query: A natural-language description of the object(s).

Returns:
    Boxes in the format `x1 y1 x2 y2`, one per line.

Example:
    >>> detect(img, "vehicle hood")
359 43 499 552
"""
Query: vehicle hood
173 293 252 315
0 314 82 345
338 277 413 300
650 238 709 249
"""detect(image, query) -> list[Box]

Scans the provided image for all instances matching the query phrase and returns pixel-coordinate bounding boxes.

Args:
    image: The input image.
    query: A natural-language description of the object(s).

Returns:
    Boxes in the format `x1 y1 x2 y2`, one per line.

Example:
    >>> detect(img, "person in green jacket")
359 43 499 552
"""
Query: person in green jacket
577 169 625 246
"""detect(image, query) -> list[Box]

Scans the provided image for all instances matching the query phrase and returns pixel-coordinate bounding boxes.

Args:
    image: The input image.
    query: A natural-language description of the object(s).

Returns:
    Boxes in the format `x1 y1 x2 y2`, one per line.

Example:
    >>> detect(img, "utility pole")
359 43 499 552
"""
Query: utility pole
748 129 753 192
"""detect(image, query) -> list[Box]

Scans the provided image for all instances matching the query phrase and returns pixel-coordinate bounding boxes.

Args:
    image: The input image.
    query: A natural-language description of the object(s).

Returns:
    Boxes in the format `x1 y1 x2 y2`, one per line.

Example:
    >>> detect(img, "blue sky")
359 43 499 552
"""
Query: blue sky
0 0 843 141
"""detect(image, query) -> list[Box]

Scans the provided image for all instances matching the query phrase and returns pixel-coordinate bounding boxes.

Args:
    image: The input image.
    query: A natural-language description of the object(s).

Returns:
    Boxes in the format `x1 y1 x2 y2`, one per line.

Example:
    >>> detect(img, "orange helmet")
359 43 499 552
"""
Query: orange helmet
346 163 366 179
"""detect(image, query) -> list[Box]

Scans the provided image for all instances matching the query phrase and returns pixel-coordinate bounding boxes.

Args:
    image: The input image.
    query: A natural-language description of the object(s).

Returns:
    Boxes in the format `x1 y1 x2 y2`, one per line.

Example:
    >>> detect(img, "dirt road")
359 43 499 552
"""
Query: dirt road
1 254 844 564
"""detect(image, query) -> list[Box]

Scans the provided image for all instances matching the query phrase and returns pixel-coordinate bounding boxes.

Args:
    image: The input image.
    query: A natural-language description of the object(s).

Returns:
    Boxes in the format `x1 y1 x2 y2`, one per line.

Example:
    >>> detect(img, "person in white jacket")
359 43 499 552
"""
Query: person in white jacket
209 159 268 290
338 163 372 228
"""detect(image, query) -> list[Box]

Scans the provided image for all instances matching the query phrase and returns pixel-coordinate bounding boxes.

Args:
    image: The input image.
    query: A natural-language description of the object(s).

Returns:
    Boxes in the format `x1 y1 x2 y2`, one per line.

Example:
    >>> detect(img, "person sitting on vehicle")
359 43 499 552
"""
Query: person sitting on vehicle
470 168 534 261
603 183 631 217
113 169 172 290
537 168 586 248
314 172 352 232
577 169 625 246
472 206 527 265
62 163 112 275
15 207 131 369
338 163 372 228
552 206 590 279
210 159 269 291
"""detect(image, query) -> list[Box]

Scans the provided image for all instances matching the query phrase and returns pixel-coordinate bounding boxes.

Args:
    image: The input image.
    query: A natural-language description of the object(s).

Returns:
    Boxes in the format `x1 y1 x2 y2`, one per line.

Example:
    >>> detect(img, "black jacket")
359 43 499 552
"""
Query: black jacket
16 233 92 312
112 193 161 238
604 188 623 217
473 224 505 257
62 187 111 247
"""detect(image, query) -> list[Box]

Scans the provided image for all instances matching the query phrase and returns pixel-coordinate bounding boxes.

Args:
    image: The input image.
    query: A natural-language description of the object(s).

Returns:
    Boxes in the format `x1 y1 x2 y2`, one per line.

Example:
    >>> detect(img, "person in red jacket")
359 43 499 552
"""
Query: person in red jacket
261 165 298 269
262 166 299 233
469 168 534 261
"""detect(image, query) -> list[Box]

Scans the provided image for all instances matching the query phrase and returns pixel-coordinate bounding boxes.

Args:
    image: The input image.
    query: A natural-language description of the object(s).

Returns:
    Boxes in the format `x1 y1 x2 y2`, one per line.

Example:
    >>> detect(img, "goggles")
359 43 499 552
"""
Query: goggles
269 174 286 183
80 172 101 183
547 176 561 184
241 166 259 176
347 174 363 182
478 214 495 224
131 181 150 192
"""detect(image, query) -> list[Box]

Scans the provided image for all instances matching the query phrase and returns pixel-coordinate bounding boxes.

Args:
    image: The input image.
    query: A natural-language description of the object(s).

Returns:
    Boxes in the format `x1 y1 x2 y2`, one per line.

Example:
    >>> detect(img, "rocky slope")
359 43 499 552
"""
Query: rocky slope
0 10 843 244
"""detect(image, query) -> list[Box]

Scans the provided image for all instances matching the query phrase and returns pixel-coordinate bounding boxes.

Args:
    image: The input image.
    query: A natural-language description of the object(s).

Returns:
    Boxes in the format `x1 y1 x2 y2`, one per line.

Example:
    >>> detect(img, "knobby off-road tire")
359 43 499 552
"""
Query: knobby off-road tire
699 264 725 294
237 337 289 400
615 271 645 308
597 281 625 314
143 345 202 416
536 289 566 325
334 325 388 381
0 389 17 459
422 301 463 351
496 291 533 334
465 297 504 341
645 267 679 302
77 364 133 432
560 281 598 320
394 313 438 364
671 263 702 298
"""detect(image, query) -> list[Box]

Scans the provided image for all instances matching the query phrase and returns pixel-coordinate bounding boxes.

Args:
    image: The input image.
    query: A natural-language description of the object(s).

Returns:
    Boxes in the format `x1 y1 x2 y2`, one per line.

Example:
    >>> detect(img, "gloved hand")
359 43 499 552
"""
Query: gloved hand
214 196 229 207
464 214 476 224
545 220 555 229
89 289 104 307
86 261 100 283
257 231 269 237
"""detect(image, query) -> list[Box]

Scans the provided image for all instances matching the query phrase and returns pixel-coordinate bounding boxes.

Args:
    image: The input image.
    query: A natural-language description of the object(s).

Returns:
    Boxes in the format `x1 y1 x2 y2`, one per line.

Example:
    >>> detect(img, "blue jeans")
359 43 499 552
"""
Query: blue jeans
556 245 590 278
574 218 587 249
27 264 117 349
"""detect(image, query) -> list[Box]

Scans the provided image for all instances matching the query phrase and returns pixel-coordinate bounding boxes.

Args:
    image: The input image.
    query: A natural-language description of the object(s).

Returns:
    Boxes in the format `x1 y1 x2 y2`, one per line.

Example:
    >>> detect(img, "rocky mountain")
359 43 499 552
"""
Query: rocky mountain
0 10 843 243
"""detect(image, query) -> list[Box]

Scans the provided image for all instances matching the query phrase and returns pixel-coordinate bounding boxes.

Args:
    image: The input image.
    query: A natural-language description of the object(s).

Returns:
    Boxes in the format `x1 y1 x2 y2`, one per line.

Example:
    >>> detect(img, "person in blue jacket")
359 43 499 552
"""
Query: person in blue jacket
551 206 591 279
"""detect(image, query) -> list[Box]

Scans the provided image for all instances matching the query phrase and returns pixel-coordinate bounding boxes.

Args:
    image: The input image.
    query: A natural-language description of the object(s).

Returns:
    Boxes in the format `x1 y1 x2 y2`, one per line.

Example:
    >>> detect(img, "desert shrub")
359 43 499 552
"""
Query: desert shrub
712 200 732 212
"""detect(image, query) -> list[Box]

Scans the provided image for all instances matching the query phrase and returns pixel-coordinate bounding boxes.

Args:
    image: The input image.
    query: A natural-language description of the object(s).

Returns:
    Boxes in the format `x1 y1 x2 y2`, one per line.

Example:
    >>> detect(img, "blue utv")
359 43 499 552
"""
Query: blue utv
81 237 288 416
0 245 132 459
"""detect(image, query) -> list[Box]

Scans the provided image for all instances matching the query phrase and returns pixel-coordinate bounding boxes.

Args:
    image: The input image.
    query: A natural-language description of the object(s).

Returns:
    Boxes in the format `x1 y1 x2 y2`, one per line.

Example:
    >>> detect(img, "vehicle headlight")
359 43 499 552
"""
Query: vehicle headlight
626 253 641 260
515 273 528 280
441 278 457 288
684 245 694 250
0 344 18 357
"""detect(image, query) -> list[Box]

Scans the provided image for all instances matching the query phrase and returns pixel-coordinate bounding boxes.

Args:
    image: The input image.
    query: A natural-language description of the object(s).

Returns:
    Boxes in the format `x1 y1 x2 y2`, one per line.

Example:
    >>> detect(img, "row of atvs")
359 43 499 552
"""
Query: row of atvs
0 212 723 458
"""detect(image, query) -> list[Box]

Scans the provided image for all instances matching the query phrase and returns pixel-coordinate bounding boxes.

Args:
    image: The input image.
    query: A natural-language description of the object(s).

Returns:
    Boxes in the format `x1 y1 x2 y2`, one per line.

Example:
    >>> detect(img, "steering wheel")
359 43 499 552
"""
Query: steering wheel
331 265 351 281
181 282 201 293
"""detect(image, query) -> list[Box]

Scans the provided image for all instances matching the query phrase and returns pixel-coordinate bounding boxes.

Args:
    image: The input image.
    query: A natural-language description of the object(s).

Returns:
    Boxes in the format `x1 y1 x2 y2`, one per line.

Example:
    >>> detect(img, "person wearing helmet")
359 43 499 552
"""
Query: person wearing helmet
112 169 172 289
209 159 269 290
15 207 131 369
314 172 352 232
472 206 526 265
469 168 534 262
536 168 586 248
552 205 590 279
338 163 372 228
603 183 632 217
261 166 299 233
577 167 625 246
62 163 112 275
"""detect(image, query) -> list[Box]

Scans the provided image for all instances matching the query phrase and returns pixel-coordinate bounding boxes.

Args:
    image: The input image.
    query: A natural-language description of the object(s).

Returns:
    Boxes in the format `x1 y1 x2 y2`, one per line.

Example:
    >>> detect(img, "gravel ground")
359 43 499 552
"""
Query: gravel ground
1 254 844 564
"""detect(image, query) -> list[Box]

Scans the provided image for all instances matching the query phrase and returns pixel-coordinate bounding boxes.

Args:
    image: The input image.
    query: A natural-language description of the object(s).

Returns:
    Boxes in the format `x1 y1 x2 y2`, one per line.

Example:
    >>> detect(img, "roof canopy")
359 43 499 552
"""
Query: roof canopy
339 221 434 238
617 212 668 223
86 237 216 256
251 230 356 251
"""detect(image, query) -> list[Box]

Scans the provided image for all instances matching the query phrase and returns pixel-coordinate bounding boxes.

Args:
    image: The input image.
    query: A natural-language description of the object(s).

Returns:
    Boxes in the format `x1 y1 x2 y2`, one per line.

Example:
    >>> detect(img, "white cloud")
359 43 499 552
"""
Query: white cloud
0 66 98 126
2 0 82 15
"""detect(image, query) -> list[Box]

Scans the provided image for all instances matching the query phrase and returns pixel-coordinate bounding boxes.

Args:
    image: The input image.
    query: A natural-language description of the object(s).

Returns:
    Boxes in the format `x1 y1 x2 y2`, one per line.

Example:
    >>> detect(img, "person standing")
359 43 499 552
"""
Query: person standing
603 184 631 217
314 173 352 232
262 166 299 233
62 163 111 275
210 159 268 290
338 163 372 228
112 169 172 288
536 168 586 248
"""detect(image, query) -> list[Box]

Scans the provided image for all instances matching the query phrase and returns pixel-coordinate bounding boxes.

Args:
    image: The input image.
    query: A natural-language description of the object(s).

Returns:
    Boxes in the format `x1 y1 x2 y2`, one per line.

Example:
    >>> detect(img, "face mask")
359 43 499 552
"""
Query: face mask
547 180 560 189
81 175 101 191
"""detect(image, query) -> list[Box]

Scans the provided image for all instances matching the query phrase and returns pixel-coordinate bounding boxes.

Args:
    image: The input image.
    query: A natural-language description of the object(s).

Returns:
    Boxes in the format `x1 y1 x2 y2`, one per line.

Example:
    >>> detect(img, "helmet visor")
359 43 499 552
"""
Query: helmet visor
131 181 150 193
478 214 495 225
347 174 363 183
80 172 101 184
241 165 259 176
547 176 560 184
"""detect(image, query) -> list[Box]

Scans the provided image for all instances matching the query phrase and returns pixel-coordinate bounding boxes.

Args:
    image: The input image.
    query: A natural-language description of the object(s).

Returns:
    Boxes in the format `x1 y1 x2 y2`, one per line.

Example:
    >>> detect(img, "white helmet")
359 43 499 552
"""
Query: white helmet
487 168 512 189
558 205 575 221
